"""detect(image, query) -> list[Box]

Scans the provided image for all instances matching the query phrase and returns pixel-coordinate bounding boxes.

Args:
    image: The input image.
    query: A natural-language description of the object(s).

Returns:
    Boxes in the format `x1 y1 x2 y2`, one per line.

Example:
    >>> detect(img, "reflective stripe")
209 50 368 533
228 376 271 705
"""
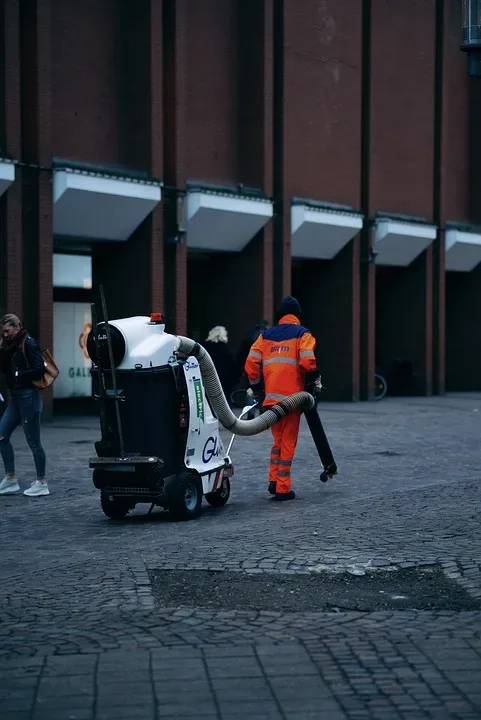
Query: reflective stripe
265 393 287 401
277 470 291 478
249 350 262 359
263 357 298 366
278 459 292 467
271 448 281 456
269 459 279 466
300 350 315 358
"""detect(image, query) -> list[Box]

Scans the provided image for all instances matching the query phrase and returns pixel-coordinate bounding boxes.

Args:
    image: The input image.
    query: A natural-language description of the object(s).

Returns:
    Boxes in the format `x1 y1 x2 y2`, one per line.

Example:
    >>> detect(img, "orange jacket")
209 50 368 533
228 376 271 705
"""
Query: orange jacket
244 314 318 406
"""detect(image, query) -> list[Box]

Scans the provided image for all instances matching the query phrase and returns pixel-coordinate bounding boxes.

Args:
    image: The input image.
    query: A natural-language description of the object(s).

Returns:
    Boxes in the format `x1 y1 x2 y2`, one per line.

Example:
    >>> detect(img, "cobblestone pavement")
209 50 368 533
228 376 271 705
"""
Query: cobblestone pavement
1 394 481 719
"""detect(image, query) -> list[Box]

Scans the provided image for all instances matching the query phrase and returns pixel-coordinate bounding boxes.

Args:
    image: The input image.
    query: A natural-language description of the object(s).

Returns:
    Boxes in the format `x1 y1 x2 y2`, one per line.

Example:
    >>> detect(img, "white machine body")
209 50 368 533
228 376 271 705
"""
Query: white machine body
100 315 232 496
105 315 178 371
182 358 232 495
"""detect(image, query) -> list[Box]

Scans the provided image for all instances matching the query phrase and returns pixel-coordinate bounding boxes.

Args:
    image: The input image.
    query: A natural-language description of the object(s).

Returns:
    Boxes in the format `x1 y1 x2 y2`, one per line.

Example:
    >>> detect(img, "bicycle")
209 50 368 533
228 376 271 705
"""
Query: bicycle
230 386 249 409
374 372 388 401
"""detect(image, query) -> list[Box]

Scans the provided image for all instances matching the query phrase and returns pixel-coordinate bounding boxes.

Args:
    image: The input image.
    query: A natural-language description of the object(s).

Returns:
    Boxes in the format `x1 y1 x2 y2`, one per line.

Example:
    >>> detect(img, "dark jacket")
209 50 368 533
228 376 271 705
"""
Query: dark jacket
236 324 268 379
0 332 45 390
203 340 237 397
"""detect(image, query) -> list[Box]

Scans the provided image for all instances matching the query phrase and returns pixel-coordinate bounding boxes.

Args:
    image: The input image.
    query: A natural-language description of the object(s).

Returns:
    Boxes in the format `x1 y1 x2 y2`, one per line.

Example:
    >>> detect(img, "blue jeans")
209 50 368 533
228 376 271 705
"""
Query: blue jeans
0 389 46 479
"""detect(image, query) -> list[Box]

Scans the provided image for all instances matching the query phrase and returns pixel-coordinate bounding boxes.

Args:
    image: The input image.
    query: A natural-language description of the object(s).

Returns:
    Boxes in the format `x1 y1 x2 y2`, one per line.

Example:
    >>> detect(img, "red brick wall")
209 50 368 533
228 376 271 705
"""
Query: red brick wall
282 0 362 207
185 0 240 184
370 0 436 218
52 0 123 166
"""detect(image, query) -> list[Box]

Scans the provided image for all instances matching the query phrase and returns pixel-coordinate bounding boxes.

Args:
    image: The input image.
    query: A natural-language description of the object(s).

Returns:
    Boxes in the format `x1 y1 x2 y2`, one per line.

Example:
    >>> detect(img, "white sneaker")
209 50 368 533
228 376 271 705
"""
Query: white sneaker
0 476 20 495
23 480 50 497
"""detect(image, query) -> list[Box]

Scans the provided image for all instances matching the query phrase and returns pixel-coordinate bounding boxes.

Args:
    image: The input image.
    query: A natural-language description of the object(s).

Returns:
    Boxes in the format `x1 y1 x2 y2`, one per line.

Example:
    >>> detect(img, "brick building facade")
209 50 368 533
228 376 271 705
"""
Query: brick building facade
0 0 479 414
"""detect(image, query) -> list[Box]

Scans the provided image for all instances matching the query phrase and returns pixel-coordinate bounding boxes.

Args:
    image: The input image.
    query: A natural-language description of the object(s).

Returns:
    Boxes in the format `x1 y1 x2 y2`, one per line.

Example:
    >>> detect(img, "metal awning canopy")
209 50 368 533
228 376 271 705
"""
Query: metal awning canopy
445 229 481 271
0 159 15 197
374 219 436 266
53 169 162 241
186 190 273 252
291 204 363 259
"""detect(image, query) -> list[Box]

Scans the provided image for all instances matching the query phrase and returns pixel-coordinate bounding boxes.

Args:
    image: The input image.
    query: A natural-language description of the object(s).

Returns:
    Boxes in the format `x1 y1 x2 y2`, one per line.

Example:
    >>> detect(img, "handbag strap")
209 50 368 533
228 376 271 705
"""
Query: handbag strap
21 336 30 369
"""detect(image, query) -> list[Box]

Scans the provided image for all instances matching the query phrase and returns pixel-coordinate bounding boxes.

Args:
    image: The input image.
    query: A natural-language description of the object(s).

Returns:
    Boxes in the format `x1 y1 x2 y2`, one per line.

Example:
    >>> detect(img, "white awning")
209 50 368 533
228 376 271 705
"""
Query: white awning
186 191 273 252
374 219 436 266
445 229 481 272
0 160 15 197
291 205 363 259
53 169 162 241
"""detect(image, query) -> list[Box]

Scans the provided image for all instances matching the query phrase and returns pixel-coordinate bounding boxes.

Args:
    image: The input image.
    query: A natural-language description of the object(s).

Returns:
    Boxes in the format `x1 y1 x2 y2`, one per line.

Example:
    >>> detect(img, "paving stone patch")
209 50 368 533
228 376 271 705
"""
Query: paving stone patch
149 566 481 613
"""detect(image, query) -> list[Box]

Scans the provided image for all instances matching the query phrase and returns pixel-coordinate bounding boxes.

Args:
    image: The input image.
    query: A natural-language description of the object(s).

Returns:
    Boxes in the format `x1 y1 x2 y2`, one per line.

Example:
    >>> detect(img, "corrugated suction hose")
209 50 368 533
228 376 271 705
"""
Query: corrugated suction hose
175 336 315 436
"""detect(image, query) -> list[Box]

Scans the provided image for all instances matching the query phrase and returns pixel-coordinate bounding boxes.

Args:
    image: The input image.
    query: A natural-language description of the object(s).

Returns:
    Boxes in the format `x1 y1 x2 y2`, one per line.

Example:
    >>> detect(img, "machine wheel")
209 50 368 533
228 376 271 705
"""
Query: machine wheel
100 493 131 520
205 477 231 507
167 471 203 521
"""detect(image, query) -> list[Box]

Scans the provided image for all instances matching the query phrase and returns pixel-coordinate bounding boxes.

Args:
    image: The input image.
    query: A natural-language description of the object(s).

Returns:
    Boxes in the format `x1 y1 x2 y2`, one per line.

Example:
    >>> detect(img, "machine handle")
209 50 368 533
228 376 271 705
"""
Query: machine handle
226 402 258 456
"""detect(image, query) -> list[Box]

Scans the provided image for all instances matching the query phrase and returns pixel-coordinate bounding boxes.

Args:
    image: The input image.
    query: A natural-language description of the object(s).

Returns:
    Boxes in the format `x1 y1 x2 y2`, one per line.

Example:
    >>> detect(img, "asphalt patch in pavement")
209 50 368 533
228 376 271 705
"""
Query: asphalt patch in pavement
149 565 481 612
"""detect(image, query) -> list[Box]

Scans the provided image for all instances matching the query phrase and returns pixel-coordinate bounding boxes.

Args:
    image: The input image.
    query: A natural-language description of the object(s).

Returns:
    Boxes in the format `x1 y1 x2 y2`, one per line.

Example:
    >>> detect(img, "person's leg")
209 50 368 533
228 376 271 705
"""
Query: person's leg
268 416 284 494
275 410 302 500
0 398 21 493
17 391 49 497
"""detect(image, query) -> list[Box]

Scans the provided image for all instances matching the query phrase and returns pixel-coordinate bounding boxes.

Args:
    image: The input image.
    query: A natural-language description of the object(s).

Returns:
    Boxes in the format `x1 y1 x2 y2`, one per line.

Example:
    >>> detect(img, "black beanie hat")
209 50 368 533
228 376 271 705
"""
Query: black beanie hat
276 296 301 322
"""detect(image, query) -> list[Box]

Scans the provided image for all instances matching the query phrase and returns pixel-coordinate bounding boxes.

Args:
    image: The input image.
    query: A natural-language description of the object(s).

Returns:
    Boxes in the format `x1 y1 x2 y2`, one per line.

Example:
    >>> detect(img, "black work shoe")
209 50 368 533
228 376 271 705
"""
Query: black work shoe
274 490 296 502
268 482 277 495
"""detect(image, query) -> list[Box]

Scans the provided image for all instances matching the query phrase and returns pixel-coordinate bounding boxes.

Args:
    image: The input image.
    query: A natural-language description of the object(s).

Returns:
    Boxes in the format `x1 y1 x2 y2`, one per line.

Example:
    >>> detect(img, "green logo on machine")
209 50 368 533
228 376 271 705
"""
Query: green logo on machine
193 379 204 422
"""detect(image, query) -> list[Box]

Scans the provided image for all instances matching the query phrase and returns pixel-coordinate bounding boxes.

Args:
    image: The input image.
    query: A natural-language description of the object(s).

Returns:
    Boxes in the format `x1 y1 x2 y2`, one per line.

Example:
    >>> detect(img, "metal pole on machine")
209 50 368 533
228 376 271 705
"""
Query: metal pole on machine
99 285 126 460
90 301 108 436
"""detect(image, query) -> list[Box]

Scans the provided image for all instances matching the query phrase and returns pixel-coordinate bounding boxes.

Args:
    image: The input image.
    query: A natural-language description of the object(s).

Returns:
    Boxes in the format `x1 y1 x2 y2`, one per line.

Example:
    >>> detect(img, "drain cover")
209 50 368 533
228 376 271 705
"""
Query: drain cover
149 565 481 613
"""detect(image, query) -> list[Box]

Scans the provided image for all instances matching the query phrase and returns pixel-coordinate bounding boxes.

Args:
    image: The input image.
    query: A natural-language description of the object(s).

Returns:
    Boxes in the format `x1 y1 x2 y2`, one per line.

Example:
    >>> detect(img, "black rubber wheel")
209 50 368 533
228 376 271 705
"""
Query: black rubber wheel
100 493 131 520
205 477 231 507
167 471 203 521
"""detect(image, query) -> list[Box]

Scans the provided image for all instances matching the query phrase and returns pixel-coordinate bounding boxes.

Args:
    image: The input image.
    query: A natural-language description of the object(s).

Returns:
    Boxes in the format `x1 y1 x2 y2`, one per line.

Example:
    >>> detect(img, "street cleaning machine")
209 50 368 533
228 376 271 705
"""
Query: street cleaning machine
87 289 338 522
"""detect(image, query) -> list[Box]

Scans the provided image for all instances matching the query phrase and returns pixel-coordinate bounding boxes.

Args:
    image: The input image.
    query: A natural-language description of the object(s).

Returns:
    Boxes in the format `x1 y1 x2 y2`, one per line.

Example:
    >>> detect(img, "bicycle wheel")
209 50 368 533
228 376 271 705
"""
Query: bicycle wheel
230 388 248 408
374 373 387 401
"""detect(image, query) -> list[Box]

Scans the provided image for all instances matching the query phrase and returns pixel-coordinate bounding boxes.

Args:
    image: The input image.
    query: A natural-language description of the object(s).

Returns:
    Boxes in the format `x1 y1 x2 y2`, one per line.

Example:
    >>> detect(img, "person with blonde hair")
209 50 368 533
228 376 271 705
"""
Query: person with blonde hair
0 313 49 497
203 325 236 399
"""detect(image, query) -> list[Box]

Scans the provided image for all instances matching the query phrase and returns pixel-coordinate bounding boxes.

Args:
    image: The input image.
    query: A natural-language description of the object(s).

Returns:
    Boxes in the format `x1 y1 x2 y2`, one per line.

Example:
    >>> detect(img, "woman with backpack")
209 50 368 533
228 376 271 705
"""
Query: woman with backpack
0 313 49 497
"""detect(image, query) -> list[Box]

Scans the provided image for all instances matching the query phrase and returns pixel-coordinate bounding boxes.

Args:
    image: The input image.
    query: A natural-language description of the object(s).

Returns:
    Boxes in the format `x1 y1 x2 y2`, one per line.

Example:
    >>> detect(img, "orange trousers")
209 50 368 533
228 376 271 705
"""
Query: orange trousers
268 410 302 493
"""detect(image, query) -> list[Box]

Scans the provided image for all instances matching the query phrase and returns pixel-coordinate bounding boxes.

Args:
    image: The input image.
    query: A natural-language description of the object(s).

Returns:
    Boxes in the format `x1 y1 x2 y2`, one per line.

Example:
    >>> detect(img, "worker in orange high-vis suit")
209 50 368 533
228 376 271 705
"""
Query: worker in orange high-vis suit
244 296 322 501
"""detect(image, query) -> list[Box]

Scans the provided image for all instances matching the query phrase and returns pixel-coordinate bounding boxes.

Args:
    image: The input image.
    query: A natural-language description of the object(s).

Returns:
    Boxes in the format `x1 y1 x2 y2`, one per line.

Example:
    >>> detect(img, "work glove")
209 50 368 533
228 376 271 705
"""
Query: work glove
246 387 264 404
314 376 323 392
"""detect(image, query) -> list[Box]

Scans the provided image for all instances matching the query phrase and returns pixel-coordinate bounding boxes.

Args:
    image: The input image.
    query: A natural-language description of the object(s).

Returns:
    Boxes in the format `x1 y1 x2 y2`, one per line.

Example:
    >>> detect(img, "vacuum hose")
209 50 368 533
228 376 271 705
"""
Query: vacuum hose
175 336 315 436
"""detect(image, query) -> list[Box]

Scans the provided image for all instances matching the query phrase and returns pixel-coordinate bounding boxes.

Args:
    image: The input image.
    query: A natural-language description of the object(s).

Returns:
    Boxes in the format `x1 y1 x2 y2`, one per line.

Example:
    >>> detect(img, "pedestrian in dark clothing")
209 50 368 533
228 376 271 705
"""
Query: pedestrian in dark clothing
235 321 269 380
203 325 237 399
0 313 49 497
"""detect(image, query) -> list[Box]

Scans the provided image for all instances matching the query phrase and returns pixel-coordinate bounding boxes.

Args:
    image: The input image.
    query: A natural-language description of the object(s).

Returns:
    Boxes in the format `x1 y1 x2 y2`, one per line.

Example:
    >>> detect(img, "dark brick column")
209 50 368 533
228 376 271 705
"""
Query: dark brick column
149 0 164 314
432 0 447 396
237 0 274 327
0 0 22 319
273 0 291 309
19 0 53 417
359 0 375 400
162 0 187 335
92 1 164 321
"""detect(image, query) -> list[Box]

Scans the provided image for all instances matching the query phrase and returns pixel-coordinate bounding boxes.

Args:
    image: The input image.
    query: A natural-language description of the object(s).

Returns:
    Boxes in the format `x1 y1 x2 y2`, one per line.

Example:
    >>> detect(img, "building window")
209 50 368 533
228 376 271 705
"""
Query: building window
53 253 92 289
